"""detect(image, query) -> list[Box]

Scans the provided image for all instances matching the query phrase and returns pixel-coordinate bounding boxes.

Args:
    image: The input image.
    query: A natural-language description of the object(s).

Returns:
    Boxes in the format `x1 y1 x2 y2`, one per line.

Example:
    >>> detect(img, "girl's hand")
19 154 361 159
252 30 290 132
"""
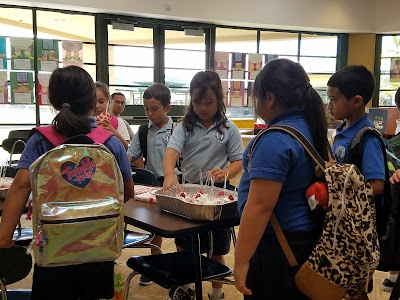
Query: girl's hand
96 119 115 133
207 168 227 183
163 174 181 192
234 261 252 295
390 169 400 184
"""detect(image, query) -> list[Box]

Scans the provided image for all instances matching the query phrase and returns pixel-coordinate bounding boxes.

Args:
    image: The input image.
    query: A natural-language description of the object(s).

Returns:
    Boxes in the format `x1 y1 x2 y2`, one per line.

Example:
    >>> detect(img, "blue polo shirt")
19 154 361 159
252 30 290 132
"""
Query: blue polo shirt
18 119 132 181
237 110 324 233
333 114 385 181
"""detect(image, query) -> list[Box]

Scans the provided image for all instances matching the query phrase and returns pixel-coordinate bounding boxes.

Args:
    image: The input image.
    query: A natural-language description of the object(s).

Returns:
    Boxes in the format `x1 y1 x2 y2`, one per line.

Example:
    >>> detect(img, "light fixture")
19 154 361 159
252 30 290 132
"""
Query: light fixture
183 27 204 37
112 20 135 31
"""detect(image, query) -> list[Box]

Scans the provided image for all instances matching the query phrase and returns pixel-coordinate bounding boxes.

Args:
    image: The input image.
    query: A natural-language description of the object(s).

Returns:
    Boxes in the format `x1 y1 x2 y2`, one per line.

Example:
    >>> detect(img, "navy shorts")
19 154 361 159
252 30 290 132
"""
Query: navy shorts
32 261 114 300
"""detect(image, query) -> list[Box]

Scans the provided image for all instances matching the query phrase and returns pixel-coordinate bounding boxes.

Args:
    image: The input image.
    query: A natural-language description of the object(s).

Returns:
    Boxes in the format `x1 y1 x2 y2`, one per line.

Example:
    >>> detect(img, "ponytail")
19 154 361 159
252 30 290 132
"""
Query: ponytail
52 104 91 137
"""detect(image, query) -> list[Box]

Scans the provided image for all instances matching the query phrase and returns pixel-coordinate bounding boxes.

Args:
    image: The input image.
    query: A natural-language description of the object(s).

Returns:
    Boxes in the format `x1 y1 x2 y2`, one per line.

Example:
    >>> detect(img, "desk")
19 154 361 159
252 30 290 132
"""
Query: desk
123 199 239 300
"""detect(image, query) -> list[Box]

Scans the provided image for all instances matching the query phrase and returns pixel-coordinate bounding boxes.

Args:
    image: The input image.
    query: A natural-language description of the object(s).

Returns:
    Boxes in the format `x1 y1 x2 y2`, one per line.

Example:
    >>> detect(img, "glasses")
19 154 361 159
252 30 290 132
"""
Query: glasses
114 100 126 105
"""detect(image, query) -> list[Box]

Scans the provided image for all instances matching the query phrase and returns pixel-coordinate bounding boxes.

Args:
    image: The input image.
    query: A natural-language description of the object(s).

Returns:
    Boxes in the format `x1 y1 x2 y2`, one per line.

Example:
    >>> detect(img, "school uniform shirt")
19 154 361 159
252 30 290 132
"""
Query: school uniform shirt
17 119 132 182
333 114 385 181
127 117 174 179
167 119 243 184
238 110 324 233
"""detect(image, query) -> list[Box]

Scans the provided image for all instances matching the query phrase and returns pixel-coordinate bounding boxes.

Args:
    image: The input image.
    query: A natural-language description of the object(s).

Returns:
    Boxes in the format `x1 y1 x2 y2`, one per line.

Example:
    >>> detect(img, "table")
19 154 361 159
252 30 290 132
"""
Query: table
123 199 240 300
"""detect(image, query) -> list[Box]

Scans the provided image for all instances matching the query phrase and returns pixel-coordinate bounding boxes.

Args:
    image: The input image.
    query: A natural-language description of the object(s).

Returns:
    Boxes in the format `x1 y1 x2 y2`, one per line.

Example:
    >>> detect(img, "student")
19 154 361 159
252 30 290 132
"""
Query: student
234 58 328 299
95 82 130 149
0 66 134 300
110 92 135 141
126 83 173 286
327 65 385 299
163 70 243 300
381 87 400 293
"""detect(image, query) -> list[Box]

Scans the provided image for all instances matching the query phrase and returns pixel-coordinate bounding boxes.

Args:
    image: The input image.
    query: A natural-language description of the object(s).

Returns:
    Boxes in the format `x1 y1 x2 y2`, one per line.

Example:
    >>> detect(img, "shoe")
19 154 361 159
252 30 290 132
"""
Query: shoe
208 292 224 300
168 286 195 300
382 278 395 292
139 275 153 286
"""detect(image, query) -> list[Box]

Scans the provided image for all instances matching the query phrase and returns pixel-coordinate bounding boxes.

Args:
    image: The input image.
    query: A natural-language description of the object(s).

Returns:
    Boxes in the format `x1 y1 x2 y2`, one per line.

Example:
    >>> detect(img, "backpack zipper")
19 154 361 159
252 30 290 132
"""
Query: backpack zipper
40 213 120 224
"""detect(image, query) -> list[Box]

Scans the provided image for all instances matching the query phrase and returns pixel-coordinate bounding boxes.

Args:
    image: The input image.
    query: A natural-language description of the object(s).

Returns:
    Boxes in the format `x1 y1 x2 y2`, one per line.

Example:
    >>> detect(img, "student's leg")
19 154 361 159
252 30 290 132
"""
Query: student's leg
151 235 162 255
383 271 400 292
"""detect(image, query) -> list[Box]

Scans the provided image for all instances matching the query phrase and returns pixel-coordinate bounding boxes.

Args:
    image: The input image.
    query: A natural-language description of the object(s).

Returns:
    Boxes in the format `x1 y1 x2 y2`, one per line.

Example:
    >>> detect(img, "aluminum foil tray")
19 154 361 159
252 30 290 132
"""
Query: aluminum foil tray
154 184 238 221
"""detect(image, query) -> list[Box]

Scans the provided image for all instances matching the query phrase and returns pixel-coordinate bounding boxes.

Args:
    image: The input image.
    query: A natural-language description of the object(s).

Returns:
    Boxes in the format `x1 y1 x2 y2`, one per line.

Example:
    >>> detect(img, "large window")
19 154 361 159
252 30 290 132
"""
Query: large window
378 35 400 106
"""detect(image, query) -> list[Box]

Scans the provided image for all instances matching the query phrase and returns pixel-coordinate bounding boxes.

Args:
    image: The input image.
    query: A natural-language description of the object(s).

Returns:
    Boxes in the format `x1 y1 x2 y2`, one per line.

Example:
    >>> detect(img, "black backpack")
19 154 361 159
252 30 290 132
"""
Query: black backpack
347 126 400 271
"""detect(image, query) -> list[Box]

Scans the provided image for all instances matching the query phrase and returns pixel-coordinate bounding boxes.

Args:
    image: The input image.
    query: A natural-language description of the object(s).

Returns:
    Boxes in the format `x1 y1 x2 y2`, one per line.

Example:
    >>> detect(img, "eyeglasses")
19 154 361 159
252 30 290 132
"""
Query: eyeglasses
114 100 126 105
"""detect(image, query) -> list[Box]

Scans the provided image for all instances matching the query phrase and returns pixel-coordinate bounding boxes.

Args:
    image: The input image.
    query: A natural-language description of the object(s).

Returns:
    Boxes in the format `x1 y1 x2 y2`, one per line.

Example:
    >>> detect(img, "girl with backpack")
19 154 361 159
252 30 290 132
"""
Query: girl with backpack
234 58 329 299
0 66 134 300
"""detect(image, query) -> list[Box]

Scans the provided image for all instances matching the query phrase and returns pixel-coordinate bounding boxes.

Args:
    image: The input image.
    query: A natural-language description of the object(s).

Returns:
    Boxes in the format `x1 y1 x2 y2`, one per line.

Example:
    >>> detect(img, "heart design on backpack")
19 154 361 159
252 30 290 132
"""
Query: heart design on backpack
60 157 96 188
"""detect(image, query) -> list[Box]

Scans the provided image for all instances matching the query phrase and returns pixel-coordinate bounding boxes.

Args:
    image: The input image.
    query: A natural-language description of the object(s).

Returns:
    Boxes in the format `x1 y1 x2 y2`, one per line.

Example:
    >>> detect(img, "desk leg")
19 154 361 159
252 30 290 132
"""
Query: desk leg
192 233 203 300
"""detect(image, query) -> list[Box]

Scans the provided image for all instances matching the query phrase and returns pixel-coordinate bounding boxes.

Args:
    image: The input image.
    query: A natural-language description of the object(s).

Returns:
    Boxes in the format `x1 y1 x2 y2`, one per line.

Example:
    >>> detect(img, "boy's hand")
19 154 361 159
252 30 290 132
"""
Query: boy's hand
207 168 227 183
163 175 182 192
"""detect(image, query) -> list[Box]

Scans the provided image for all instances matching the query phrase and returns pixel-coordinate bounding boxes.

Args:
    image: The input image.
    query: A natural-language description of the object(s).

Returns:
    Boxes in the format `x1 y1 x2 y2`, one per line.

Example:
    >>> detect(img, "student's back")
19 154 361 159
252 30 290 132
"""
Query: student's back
0 66 133 300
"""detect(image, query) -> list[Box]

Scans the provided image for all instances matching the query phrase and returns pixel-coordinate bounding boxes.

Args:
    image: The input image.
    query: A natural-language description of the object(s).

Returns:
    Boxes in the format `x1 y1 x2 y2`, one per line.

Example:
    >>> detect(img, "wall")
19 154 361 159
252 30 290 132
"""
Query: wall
376 0 400 33
5 0 377 33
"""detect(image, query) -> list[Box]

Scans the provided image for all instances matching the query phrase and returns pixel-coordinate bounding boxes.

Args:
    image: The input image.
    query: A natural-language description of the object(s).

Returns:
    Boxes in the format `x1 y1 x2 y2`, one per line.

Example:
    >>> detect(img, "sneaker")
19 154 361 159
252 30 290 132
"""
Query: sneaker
168 286 195 300
208 292 225 300
139 275 153 286
382 278 395 292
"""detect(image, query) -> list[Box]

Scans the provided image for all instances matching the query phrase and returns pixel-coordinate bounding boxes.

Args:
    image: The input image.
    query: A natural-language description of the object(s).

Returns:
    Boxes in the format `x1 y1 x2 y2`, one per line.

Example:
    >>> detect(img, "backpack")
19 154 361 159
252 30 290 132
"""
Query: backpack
28 126 125 267
248 125 379 299
348 126 400 271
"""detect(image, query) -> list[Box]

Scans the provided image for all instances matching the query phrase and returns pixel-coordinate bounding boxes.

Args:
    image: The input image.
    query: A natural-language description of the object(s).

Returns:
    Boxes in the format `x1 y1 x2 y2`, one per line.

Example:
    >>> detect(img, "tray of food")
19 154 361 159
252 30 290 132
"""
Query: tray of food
153 184 238 221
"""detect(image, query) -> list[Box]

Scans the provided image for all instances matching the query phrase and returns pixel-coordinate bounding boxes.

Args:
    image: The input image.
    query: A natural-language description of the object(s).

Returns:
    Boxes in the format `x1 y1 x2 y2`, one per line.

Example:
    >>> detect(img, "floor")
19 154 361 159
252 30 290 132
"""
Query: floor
2 220 395 300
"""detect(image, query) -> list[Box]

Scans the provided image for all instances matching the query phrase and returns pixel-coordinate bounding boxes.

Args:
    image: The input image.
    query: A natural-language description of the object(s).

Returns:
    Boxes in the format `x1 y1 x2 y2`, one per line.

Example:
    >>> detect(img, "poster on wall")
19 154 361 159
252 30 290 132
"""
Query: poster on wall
368 108 388 133
231 52 246 79
10 71 34 104
0 71 8 104
214 51 229 79
37 39 59 72
221 81 229 106
10 37 34 70
248 53 262 80
62 41 83 67
0 37 7 70
38 73 51 105
390 57 400 83
230 81 244 106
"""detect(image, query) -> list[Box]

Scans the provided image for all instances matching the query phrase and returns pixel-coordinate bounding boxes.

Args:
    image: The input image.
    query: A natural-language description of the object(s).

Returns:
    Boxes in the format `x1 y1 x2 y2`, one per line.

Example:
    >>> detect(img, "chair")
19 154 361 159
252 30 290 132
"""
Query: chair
123 167 162 292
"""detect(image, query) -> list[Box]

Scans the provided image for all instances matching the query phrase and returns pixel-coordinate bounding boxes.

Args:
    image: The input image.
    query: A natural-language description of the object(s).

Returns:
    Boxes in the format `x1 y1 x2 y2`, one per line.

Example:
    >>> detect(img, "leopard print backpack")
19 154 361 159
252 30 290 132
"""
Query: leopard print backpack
251 125 380 300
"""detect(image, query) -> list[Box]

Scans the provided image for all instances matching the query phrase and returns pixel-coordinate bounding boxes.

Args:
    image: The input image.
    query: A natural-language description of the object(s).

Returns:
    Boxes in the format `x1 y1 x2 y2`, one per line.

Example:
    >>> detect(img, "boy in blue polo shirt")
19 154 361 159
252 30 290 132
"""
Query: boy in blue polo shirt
327 65 385 298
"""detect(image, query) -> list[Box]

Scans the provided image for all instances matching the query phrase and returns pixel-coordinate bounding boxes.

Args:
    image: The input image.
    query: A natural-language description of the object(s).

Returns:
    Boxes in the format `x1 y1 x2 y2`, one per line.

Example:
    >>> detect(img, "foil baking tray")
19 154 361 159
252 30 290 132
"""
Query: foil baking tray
153 184 238 221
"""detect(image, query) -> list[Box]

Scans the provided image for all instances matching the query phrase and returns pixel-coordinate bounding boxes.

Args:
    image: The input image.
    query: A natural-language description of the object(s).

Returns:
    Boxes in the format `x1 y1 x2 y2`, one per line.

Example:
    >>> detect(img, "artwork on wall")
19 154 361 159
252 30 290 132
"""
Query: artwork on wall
0 71 8 104
10 71 34 104
10 37 34 71
38 73 51 105
0 37 7 70
230 81 244 106
248 53 262 80
62 41 83 67
214 51 229 79
231 52 246 79
37 39 59 72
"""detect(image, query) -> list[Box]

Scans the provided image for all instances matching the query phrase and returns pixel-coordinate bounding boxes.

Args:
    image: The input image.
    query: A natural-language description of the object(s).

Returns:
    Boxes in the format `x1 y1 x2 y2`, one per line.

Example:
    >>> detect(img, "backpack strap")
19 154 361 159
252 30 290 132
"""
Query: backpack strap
110 115 119 129
138 124 149 164
35 126 113 146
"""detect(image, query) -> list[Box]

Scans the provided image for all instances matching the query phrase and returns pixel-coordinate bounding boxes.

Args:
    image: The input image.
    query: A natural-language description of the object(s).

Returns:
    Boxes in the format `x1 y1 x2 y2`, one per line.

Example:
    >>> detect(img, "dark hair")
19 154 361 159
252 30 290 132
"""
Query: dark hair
395 88 400 110
253 58 328 160
143 83 171 107
95 82 110 100
111 92 126 100
49 66 96 137
327 65 375 105
183 70 227 134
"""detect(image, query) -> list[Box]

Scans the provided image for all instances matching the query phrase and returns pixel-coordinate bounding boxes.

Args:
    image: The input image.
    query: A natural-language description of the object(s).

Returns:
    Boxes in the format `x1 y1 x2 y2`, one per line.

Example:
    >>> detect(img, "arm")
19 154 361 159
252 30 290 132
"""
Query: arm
368 179 385 196
97 119 129 149
162 148 180 190
234 179 282 295
124 178 134 202
0 169 31 248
